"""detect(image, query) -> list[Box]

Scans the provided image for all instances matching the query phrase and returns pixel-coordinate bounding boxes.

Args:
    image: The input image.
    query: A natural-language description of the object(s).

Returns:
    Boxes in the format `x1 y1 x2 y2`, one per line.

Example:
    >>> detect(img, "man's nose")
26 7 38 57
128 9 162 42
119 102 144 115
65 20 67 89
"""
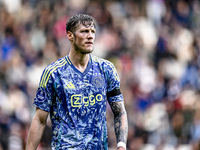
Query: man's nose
87 31 94 39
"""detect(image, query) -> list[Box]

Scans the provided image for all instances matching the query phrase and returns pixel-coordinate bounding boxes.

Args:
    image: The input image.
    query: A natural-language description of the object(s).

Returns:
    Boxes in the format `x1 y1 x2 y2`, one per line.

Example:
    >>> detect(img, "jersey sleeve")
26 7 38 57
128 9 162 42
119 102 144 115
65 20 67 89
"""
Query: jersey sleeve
33 66 55 112
106 61 124 103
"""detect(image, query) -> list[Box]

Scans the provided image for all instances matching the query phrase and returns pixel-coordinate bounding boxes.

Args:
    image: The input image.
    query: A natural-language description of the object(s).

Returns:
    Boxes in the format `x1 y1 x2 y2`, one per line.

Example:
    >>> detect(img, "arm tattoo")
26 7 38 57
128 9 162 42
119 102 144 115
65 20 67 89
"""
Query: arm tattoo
109 101 128 143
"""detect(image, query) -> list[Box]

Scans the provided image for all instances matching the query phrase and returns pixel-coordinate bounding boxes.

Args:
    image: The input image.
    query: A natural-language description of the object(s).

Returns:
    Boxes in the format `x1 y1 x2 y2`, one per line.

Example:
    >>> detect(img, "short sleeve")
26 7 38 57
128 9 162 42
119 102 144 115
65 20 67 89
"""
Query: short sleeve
106 61 123 103
33 67 55 112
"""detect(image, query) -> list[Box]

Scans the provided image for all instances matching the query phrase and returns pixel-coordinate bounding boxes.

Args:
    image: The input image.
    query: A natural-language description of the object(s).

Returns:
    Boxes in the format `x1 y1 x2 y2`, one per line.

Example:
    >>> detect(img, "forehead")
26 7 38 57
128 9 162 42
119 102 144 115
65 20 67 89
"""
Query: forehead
76 22 95 30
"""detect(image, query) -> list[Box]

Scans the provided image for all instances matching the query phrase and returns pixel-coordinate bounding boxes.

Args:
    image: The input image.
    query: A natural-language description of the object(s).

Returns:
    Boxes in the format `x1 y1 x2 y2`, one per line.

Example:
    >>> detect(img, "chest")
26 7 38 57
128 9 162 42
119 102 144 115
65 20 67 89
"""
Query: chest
54 66 107 108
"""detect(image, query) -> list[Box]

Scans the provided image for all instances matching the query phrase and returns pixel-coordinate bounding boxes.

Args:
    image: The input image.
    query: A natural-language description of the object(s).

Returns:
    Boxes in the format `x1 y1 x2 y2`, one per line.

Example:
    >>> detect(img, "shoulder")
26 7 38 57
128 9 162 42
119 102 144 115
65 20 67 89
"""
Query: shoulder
44 56 68 73
91 55 115 68
39 57 68 87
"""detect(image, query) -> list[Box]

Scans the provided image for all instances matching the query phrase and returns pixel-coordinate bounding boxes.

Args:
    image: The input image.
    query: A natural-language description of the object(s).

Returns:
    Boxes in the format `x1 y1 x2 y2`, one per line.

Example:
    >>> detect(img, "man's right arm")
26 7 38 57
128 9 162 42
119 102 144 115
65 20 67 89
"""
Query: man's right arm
26 108 49 150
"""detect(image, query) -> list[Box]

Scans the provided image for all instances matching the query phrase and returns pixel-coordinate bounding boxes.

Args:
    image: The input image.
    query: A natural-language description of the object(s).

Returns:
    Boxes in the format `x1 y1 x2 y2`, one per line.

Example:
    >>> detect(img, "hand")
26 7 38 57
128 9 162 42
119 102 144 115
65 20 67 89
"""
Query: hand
117 146 126 150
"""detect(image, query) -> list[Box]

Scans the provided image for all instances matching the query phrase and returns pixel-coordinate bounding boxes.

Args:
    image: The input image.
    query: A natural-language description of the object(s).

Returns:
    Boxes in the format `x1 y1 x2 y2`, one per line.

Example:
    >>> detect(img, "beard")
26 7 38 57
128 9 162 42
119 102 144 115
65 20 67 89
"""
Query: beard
74 41 94 54
74 42 93 54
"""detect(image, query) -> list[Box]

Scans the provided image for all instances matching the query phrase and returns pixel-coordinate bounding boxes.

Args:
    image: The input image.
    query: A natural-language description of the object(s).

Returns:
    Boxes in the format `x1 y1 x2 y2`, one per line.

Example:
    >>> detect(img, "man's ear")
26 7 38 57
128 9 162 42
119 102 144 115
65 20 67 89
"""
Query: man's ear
67 31 74 41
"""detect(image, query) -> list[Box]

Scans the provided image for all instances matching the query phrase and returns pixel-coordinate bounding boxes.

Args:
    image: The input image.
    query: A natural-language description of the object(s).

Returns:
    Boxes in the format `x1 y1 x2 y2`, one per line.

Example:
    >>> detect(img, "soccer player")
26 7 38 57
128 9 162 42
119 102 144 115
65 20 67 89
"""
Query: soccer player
26 14 128 150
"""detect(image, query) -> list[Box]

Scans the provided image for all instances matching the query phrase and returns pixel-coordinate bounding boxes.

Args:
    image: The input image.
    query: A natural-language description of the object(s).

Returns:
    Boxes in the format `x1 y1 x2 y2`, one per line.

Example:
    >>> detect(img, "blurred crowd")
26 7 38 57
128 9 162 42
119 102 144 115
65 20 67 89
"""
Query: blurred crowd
0 0 200 149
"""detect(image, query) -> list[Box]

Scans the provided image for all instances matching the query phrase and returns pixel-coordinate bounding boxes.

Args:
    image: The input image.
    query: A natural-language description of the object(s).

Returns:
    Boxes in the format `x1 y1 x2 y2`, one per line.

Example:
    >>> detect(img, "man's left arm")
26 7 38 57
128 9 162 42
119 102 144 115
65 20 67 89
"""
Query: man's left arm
109 101 128 150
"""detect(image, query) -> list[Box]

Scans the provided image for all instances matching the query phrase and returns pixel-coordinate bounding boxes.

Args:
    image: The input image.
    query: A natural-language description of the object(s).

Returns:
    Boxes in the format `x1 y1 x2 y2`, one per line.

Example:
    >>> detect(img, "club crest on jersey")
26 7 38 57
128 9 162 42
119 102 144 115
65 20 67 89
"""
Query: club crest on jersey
93 76 104 88
36 88 46 101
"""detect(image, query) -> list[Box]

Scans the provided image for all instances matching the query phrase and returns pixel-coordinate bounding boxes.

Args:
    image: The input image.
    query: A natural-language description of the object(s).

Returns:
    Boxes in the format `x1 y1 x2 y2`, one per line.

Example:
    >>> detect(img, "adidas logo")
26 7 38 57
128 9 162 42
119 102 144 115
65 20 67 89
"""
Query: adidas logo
65 82 75 89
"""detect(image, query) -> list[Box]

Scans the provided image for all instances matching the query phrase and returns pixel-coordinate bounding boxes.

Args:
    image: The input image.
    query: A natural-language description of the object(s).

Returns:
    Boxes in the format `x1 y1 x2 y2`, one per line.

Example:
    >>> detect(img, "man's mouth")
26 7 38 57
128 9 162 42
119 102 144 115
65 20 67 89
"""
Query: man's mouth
85 42 93 45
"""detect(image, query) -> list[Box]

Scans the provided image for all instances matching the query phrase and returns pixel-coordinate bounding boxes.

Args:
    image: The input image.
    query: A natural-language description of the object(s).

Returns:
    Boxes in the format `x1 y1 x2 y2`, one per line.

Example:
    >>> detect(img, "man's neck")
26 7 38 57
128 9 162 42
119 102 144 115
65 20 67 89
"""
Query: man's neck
68 52 90 73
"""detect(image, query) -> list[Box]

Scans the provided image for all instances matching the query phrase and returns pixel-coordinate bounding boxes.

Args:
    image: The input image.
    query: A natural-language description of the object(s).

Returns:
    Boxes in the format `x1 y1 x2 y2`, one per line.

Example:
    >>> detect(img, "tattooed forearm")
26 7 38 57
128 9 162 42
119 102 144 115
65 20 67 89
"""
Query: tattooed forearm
109 101 128 143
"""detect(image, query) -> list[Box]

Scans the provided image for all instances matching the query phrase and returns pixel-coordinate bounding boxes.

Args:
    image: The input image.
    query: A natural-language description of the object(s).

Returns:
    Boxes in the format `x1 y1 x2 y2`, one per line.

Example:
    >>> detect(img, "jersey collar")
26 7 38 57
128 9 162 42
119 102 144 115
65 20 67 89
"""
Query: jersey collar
65 54 92 76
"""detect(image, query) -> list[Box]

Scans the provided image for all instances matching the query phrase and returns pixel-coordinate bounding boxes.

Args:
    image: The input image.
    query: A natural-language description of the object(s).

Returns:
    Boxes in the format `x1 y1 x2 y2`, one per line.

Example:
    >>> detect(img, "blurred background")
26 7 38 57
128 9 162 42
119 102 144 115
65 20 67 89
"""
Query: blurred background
0 0 200 149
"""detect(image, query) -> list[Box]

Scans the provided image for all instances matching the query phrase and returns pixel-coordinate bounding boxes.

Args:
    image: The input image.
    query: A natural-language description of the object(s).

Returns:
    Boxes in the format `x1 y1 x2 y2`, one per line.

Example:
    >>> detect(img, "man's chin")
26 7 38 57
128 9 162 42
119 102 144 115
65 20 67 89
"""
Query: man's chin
82 49 93 54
